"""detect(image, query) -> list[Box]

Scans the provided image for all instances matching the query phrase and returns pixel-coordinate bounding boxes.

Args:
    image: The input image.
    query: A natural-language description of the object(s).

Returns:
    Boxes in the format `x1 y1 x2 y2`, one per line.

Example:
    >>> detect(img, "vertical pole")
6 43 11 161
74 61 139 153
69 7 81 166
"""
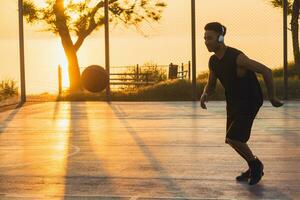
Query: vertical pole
104 0 111 101
58 65 62 95
18 0 26 103
191 0 197 101
181 63 184 79
136 64 139 82
283 0 288 100
188 61 191 80
146 73 149 85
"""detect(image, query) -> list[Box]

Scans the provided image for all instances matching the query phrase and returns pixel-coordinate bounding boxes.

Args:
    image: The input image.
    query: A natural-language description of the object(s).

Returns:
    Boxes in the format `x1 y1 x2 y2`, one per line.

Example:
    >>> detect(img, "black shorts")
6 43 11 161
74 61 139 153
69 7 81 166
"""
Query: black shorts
226 104 260 143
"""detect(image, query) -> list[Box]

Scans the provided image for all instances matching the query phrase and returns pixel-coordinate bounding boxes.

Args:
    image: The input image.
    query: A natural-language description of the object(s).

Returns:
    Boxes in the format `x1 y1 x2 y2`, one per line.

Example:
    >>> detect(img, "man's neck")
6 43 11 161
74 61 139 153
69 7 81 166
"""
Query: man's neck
214 44 227 59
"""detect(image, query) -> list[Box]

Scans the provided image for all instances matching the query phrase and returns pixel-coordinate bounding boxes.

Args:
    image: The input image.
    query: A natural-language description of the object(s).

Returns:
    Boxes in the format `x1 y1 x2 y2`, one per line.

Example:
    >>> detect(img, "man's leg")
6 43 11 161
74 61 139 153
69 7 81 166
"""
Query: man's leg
226 113 257 162
226 138 264 185
225 138 253 181
226 113 264 185
225 138 256 162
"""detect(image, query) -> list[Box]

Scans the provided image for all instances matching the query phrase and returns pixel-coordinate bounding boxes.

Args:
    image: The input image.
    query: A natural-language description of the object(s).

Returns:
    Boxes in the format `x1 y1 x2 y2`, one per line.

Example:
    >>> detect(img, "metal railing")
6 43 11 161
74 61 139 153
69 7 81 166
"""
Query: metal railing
58 62 191 94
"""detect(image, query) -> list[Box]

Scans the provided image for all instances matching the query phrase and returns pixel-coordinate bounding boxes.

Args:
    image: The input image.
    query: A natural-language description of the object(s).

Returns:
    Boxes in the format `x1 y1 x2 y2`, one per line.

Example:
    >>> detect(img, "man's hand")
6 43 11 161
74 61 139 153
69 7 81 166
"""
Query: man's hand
270 97 284 107
200 93 208 109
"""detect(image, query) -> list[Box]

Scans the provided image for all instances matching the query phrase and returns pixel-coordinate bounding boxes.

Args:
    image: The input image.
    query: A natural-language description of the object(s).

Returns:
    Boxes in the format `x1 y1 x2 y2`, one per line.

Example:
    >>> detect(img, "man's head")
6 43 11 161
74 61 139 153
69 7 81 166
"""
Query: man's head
204 22 226 52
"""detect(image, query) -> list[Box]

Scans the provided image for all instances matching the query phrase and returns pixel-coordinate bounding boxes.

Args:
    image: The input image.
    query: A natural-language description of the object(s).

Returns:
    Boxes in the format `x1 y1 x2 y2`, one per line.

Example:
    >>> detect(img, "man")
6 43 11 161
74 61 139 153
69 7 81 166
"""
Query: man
200 22 283 185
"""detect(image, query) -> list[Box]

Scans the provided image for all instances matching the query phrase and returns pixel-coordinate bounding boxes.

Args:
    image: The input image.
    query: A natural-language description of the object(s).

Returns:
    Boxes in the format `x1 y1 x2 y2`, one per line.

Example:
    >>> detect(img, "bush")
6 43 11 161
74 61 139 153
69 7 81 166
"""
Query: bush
123 79 193 101
0 79 18 99
57 76 300 101
119 62 167 90
197 71 209 81
272 62 300 78
59 79 217 101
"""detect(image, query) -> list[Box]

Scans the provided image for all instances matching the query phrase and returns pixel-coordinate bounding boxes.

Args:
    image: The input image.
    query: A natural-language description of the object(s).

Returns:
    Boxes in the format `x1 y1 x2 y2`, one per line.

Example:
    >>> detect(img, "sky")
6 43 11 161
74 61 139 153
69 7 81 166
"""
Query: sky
0 0 293 94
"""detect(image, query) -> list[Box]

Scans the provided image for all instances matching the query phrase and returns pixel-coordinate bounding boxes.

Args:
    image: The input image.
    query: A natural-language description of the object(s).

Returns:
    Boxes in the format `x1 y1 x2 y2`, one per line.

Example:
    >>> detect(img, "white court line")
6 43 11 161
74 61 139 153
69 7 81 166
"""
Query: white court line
0 144 80 169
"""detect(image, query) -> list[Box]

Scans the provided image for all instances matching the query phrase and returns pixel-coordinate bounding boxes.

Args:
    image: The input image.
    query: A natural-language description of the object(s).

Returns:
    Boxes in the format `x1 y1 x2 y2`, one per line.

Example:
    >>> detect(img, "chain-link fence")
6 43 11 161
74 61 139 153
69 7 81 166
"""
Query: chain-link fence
0 0 292 100
197 0 286 73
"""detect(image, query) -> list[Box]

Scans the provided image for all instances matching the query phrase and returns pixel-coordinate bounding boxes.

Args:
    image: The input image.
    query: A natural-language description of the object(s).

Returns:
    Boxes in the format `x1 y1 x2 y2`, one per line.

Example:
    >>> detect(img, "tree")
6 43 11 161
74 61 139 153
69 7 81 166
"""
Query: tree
270 0 299 69
23 0 167 91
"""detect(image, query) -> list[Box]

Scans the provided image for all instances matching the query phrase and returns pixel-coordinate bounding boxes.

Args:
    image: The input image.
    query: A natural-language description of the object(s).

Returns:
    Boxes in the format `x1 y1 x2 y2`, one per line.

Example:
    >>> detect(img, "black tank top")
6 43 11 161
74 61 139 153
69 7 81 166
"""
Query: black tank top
209 47 263 110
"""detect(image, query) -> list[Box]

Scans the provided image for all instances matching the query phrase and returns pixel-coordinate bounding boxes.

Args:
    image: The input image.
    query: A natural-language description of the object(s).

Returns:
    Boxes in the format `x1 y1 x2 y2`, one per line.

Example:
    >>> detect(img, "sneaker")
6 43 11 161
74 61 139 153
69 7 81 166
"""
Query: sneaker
236 169 250 181
248 158 264 185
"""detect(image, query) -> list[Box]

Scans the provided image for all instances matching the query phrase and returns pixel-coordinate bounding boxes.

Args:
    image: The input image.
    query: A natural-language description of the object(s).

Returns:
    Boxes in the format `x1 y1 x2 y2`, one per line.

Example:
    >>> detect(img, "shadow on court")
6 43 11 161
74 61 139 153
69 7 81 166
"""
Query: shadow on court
63 102 119 199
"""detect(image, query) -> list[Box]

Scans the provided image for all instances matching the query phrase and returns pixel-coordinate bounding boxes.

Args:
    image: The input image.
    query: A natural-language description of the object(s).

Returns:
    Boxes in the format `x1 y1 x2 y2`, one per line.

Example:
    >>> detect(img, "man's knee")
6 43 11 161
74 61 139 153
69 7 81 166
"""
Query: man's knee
226 137 243 145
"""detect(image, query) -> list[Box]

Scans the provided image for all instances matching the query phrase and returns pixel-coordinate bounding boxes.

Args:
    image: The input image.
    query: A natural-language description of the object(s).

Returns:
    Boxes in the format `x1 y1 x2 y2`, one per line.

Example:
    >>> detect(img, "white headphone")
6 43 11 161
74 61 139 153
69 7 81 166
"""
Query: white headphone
218 26 225 43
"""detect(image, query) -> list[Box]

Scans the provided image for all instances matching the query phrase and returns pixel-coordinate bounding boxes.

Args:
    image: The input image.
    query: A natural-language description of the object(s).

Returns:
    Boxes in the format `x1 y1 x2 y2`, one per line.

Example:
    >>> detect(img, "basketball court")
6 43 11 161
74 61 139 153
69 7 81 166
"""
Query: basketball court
0 101 299 199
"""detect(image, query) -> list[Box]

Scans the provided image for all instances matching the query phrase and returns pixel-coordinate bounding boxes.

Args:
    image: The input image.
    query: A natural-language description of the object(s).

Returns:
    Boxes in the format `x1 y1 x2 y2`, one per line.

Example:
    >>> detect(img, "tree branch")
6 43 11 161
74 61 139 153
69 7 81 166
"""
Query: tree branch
74 0 118 51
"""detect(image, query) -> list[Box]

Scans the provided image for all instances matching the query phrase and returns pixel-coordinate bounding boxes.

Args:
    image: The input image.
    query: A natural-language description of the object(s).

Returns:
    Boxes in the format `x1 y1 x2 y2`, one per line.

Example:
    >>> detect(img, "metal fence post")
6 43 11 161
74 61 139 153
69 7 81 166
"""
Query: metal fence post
136 64 139 82
188 61 191 80
18 0 26 103
283 0 288 100
58 65 62 95
104 0 111 101
181 63 184 79
191 0 197 101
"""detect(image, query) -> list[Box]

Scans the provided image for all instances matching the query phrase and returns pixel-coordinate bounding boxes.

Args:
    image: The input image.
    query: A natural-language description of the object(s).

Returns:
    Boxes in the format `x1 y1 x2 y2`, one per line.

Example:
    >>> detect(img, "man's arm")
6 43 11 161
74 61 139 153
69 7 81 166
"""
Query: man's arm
203 70 217 96
200 70 217 109
236 53 283 107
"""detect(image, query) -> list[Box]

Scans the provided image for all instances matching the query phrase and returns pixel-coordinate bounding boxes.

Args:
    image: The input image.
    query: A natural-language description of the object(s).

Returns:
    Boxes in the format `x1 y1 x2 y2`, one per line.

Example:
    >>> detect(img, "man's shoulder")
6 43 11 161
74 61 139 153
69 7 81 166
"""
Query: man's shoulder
209 54 217 62
228 46 243 55
208 55 216 70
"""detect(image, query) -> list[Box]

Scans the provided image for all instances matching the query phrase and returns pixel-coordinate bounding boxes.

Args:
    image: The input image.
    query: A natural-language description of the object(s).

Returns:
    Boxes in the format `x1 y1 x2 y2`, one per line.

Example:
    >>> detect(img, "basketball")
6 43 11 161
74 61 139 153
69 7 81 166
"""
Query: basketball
81 65 109 93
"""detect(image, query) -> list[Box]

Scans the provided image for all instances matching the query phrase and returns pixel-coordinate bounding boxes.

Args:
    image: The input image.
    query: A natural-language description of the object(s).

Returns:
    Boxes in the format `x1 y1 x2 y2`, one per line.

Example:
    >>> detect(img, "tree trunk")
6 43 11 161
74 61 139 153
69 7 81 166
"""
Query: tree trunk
62 40 81 92
291 0 300 71
54 0 81 92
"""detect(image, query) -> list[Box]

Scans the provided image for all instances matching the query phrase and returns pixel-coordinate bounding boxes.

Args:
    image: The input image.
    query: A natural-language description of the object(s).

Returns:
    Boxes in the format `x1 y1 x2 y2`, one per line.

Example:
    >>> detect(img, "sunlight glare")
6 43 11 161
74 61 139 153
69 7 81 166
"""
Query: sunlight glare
64 0 83 6
35 0 83 8
58 52 70 89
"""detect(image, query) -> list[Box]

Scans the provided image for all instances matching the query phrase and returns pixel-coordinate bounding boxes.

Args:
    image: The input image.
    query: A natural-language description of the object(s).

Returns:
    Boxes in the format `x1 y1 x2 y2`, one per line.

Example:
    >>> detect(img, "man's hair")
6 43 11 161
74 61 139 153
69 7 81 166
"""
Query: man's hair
204 22 226 36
